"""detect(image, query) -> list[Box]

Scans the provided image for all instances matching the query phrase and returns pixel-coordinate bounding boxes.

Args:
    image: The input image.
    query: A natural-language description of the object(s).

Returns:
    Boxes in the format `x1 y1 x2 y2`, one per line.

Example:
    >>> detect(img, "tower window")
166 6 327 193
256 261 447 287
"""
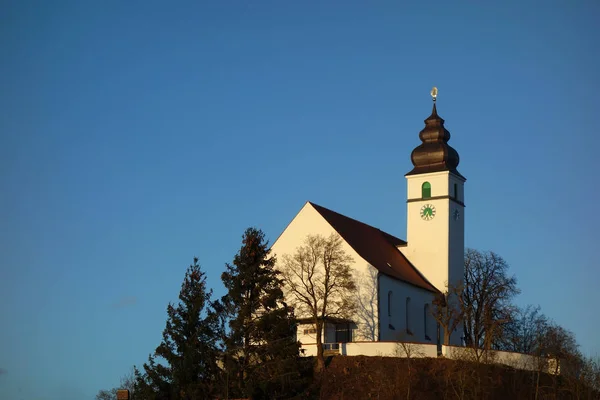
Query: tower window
388 291 393 317
422 182 431 199
454 183 458 200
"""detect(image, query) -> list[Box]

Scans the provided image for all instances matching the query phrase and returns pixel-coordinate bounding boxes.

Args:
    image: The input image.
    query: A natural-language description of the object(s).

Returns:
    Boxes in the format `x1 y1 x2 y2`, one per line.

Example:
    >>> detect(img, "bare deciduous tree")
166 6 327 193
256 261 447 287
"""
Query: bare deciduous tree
540 322 579 376
463 248 520 351
577 356 600 396
95 368 136 400
430 282 463 346
280 233 356 372
501 305 548 354
394 332 426 400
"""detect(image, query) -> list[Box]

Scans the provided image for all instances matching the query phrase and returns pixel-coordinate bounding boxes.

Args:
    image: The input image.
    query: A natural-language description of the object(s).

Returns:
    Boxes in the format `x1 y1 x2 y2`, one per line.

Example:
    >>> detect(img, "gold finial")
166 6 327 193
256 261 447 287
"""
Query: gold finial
430 86 438 102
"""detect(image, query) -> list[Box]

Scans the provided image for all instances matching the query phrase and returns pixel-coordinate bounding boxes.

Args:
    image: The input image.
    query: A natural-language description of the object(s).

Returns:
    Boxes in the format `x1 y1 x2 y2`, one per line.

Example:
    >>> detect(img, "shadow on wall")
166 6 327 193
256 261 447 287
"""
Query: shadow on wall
355 264 378 341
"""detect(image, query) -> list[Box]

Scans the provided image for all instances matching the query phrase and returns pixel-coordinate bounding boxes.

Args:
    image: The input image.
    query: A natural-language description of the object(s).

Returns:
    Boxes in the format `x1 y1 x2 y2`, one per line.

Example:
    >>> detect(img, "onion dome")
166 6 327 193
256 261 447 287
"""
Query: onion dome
406 97 463 178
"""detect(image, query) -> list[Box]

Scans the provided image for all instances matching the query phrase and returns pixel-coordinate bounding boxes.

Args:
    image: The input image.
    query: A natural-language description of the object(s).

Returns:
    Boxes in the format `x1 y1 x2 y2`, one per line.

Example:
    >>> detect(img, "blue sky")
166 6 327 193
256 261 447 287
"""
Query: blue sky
1 1 599 398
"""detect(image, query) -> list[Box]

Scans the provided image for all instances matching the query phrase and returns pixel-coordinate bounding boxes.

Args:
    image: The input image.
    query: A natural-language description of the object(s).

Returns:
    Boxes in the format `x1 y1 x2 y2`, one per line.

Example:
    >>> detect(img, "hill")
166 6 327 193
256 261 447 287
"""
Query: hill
316 356 599 400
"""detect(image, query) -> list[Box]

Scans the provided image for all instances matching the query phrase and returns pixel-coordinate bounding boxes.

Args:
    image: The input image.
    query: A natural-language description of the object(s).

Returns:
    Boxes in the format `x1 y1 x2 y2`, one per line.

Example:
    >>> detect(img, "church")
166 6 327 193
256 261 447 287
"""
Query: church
270 89 465 352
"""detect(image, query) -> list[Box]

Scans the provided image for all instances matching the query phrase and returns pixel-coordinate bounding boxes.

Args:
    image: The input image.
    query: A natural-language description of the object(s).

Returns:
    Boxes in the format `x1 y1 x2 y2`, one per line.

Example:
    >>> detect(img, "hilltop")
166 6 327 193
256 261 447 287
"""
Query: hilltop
316 356 599 400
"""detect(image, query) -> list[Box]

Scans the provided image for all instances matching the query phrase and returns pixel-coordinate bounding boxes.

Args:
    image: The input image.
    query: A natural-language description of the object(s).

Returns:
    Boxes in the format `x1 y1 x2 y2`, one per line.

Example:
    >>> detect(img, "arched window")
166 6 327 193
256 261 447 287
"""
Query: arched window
406 297 412 334
388 291 393 317
424 304 430 340
422 182 431 198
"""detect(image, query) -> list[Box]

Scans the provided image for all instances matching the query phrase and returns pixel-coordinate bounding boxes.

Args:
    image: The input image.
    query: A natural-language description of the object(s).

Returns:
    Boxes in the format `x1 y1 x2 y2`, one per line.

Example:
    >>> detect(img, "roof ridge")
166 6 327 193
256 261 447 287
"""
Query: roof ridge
307 201 438 293
308 201 405 243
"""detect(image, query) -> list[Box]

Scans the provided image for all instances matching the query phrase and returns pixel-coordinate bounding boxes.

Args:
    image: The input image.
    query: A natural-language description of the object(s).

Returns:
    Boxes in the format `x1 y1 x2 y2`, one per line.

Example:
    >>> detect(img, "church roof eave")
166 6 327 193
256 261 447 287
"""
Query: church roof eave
309 202 439 293
405 165 466 180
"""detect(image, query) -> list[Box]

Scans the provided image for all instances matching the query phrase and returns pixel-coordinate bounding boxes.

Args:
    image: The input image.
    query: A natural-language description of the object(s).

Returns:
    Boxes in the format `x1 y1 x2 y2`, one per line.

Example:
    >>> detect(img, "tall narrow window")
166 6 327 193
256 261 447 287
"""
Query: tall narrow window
424 304 430 340
406 297 412 334
454 183 458 200
388 291 393 317
422 182 431 198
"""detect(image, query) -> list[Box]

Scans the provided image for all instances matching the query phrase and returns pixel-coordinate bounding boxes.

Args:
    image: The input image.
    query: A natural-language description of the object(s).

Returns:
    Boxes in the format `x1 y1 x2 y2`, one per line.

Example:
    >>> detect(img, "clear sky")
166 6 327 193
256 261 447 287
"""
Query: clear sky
1 1 599 399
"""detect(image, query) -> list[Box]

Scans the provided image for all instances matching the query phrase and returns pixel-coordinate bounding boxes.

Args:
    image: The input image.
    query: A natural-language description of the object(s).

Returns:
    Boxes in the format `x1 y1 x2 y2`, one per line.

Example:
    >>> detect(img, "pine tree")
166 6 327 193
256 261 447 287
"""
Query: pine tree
220 228 303 399
135 258 222 400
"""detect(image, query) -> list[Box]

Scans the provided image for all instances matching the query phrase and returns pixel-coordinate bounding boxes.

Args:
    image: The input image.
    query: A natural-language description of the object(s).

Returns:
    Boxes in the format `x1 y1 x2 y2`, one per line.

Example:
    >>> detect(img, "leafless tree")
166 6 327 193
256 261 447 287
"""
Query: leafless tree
541 322 579 376
430 282 463 346
463 248 520 351
355 264 378 341
577 356 600 396
96 367 136 400
394 332 426 400
533 322 581 398
500 305 548 354
280 233 356 372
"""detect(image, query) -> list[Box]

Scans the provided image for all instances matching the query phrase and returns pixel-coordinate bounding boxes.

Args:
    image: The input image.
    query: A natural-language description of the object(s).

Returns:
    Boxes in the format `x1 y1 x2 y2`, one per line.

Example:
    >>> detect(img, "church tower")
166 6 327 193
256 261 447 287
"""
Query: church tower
403 89 465 294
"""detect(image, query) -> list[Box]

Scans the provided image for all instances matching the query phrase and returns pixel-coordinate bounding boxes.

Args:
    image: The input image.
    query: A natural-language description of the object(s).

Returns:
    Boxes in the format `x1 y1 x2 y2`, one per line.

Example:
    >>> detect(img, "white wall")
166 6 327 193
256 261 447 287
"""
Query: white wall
300 343 558 375
343 342 438 358
378 275 438 343
271 200 464 346
297 322 339 344
300 342 437 358
441 346 559 374
270 202 378 342
404 171 465 345
297 323 320 344
404 170 465 294
300 343 319 357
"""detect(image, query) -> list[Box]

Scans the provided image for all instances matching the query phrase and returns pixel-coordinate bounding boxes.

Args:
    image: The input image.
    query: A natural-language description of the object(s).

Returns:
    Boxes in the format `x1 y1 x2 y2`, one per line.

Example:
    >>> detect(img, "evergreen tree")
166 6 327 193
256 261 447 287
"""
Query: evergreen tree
135 258 222 400
221 228 303 399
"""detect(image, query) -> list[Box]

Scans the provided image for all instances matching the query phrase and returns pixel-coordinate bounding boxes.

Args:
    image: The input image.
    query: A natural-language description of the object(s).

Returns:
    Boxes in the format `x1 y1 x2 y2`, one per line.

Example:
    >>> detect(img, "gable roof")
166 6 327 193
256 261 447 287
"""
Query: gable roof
309 202 439 293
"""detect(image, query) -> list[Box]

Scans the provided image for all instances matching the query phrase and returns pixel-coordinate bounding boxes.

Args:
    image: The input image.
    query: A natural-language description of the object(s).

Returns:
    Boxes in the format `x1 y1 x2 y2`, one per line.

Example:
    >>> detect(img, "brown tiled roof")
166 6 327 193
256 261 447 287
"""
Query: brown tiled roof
309 202 439 293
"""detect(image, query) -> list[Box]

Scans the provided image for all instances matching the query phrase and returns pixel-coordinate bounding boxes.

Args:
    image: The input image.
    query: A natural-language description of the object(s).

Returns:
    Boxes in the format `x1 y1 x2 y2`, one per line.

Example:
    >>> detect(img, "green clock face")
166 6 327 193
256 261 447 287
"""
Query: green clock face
420 204 436 221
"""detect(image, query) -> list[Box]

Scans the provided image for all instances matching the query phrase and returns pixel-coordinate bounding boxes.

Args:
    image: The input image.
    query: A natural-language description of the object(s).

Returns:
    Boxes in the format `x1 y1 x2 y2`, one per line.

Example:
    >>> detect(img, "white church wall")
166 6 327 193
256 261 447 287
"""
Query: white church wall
378 274 437 343
406 171 455 199
448 203 465 288
297 323 319 345
300 342 437 358
296 322 338 344
270 202 378 342
353 264 379 342
404 170 465 347
271 202 364 277
405 171 465 292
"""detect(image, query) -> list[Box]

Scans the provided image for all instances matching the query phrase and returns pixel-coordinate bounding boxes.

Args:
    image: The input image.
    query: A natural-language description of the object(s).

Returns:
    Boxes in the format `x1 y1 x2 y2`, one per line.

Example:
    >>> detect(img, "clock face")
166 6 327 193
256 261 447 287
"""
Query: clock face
453 209 460 221
420 204 436 221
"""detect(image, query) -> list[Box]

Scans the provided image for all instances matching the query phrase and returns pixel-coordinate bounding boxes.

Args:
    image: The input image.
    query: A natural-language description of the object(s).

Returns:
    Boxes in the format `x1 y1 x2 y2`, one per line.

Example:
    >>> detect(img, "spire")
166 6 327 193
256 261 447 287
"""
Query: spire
406 87 463 178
